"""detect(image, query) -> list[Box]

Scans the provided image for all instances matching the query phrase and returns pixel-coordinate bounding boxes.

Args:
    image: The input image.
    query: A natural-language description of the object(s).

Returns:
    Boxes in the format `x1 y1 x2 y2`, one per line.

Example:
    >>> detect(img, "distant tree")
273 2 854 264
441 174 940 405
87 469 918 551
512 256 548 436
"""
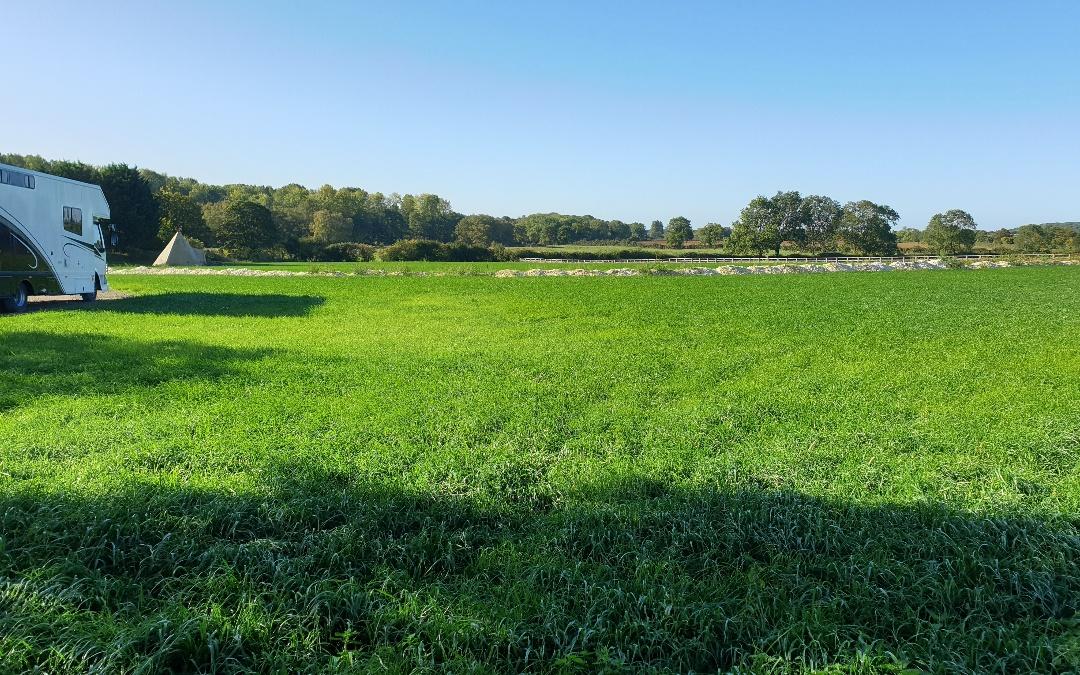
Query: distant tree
310 210 353 243
98 163 160 250
1010 224 1076 252
648 220 664 239
629 222 647 241
666 216 693 248
608 220 632 241
138 168 170 194
514 213 565 245
0 153 50 172
1051 226 1079 251
800 195 842 253
925 209 977 255
838 201 899 255
896 227 923 243
212 199 276 253
455 214 515 246
274 204 316 246
401 193 457 241
697 223 727 247
47 160 100 185
358 192 407 244
1013 225 1046 252
188 182 229 205
991 228 1014 245
157 188 212 244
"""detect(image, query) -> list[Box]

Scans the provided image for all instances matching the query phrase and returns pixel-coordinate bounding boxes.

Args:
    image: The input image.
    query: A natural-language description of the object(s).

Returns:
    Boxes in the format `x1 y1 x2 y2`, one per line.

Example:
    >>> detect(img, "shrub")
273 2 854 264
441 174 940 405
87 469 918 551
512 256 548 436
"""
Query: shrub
379 239 449 262
313 242 375 262
443 243 496 262
489 243 518 262
378 239 499 262
203 248 237 264
512 248 668 261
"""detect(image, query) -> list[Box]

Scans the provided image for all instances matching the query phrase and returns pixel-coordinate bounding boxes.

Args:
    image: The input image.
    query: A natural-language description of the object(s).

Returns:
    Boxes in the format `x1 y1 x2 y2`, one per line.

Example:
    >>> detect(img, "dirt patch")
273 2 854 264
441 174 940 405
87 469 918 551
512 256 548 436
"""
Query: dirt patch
23 291 133 313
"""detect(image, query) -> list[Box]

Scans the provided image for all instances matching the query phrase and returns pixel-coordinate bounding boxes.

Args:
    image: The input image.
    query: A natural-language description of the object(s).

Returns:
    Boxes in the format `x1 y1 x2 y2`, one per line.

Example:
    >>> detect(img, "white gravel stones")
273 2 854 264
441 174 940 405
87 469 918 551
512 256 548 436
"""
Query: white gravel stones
494 258 1076 277
107 257 1075 280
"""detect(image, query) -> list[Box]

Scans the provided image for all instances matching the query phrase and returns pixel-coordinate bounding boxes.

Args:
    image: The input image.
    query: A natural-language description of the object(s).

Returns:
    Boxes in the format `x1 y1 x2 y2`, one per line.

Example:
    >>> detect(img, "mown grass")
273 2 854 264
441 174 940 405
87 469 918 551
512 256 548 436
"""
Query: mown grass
2 267 1079 673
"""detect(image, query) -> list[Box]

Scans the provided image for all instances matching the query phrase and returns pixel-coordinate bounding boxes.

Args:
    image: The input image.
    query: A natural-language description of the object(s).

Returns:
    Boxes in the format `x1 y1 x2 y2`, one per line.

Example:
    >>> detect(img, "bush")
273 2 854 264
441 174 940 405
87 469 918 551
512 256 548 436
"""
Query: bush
489 243 518 262
378 239 499 262
105 247 160 265
203 248 237 264
220 246 293 262
378 239 448 261
313 242 375 262
510 247 751 261
443 242 496 262
289 239 376 262
512 248 668 261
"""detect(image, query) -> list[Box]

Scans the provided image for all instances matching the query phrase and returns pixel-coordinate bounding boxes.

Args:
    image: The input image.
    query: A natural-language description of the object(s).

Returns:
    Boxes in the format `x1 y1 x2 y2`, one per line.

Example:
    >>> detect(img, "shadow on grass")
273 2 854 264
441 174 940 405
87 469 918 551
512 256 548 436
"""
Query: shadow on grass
1 463 1076 673
0 331 275 411
86 292 326 317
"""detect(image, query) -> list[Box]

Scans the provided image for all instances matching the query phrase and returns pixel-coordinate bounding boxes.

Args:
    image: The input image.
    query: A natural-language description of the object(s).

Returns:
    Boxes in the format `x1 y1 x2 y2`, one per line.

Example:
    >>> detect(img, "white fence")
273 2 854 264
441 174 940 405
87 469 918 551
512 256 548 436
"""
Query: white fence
518 253 1073 264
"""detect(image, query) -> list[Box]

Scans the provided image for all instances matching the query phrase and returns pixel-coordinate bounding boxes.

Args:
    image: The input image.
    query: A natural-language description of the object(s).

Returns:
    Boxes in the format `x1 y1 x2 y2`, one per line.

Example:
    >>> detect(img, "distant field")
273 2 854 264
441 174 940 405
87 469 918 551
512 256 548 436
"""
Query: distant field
2 268 1079 673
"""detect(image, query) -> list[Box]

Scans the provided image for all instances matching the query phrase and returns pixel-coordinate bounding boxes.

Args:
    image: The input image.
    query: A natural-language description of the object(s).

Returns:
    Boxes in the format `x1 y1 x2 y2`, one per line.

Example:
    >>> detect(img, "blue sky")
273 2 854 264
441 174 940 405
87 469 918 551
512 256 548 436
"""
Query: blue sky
4 1 1078 229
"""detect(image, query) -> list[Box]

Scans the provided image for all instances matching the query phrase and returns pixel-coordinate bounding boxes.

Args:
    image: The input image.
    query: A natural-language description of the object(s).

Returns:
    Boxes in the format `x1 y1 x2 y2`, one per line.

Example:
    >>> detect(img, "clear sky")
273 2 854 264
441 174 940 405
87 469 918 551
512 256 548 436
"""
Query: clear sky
4 1 1078 229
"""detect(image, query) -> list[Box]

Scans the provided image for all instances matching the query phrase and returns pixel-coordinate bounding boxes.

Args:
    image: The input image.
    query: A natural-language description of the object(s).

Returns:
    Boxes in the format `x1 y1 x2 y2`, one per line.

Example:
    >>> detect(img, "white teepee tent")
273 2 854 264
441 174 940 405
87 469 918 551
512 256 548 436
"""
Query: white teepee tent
153 231 207 266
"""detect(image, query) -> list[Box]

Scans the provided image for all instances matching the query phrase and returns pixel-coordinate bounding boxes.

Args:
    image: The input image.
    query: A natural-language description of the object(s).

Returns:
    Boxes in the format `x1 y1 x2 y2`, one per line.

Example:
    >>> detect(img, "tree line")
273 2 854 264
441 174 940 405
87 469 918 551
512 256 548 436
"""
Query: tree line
2 153 1076 259
898 221 1079 254
1 153 661 257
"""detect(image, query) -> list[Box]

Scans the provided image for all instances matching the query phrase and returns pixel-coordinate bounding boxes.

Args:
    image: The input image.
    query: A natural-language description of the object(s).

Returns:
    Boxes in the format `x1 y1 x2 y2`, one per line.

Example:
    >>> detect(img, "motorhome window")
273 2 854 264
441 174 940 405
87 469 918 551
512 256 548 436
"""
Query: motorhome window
0 169 34 189
63 206 84 235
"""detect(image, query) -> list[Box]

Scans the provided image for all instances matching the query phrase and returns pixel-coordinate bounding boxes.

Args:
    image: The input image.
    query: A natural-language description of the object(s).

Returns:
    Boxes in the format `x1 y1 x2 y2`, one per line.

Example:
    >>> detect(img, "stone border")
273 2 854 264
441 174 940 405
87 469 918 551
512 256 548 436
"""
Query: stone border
106 258 1078 279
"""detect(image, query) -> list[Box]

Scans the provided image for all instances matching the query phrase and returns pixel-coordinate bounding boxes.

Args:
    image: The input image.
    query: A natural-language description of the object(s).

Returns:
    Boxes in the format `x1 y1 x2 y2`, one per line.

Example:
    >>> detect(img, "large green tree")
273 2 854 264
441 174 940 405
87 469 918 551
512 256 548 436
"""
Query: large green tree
157 188 212 244
648 220 664 240
728 196 777 255
211 199 276 253
98 164 160 250
925 209 977 255
665 217 693 249
799 195 842 254
401 194 458 241
697 223 727 247
608 220 631 241
310 210 353 243
455 215 515 247
896 227 923 244
838 201 899 255
771 191 806 255
46 160 100 185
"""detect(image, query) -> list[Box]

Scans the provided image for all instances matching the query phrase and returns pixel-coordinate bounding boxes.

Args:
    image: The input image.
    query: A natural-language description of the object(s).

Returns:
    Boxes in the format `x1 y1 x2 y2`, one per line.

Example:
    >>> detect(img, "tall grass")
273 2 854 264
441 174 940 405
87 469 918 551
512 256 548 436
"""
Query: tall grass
2 268 1078 672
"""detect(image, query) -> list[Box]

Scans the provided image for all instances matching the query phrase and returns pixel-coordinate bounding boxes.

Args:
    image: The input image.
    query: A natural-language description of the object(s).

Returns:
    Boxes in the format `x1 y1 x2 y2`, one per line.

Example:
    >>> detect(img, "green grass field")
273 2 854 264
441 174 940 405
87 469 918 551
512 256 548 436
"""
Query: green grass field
2 268 1079 673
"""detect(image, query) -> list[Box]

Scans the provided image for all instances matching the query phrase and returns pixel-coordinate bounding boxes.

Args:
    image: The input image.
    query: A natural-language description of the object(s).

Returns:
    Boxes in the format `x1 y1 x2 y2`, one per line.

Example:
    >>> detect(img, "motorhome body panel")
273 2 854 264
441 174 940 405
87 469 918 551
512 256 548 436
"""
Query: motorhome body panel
0 164 110 297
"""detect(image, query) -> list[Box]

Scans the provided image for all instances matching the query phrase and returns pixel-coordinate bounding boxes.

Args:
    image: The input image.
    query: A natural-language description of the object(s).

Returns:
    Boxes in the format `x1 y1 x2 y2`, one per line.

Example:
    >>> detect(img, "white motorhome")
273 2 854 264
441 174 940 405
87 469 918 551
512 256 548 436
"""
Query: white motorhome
0 163 111 311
